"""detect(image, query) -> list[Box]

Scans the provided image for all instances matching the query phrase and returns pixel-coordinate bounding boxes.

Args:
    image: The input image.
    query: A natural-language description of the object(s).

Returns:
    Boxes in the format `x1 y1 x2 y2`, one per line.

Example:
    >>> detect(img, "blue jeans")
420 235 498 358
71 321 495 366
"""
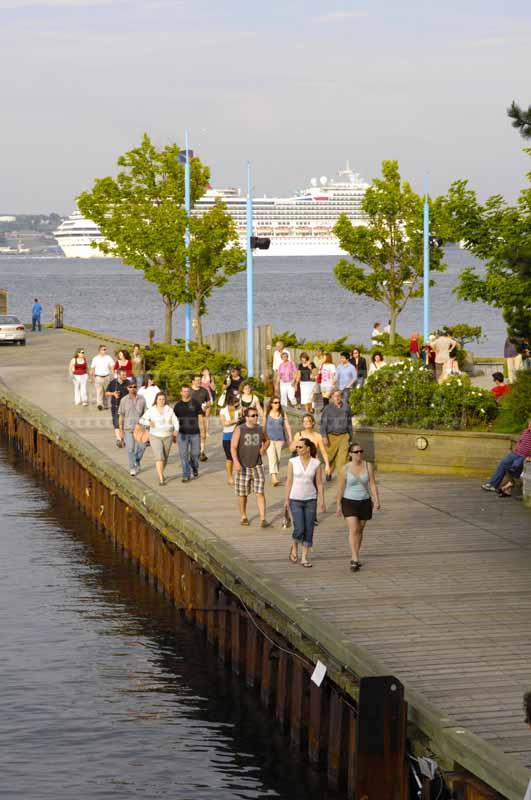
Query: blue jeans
489 452 525 488
32 316 41 332
124 431 146 470
289 498 317 547
178 433 200 478
340 388 351 406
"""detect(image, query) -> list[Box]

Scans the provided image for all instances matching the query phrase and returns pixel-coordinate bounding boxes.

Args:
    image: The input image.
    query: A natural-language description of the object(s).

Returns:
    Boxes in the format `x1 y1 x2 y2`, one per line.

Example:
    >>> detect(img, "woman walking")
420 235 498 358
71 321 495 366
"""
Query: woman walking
114 349 133 379
138 373 160 409
219 395 241 485
285 439 325 568
336 443 380 572
139 391 179 486
265 397 292 486
289 414 330 477
200 367 216 435
368 352 386 376
350 348 368 388
296 352 317 412
240 381 264 420
131 344 145 387
318 353 336 406
69 348 89 406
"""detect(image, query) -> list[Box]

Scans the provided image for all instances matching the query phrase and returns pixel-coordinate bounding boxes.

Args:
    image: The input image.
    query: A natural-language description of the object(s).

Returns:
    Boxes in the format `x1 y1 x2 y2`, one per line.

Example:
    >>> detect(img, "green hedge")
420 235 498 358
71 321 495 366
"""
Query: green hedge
493 370 531 433
350 361 498 430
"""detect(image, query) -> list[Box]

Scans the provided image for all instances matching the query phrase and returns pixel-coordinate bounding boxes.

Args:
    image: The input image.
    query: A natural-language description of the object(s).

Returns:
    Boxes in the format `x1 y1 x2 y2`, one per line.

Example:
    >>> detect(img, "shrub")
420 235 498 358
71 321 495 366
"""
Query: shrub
273 330 367 353
351 361 436 426
369 332 411 357
144 342 241 399
351 363 498 430
493 370 531 433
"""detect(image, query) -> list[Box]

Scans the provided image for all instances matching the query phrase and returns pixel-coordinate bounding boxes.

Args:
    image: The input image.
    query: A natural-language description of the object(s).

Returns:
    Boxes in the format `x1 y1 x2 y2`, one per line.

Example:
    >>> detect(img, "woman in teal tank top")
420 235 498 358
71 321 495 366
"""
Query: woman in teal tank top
336 442 380 572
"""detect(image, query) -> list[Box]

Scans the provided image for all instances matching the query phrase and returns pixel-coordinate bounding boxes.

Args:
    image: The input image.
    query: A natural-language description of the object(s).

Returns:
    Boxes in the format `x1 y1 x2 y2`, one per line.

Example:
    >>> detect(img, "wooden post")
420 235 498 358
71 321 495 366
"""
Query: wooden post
308 682 326 765
245 615 261 688
206 576 218 646
275 652 290 730
54 304 64 328
230 601 245 675
290 658 304 750
260 638 275 710
149 328 155 346
346 706 357 800
328 689 346 790
217 590 230 663
0 288 7 314
355 676 408 800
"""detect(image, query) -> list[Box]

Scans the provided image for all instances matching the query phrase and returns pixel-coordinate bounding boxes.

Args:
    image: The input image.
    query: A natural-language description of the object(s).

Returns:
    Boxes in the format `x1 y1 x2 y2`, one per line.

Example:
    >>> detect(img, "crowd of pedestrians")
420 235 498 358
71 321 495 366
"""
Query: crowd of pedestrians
64 336 529 574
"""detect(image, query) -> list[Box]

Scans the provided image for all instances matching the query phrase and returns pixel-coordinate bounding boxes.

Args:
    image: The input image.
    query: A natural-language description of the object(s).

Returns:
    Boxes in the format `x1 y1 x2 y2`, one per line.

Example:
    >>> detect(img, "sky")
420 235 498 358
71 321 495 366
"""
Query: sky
1 0 530 213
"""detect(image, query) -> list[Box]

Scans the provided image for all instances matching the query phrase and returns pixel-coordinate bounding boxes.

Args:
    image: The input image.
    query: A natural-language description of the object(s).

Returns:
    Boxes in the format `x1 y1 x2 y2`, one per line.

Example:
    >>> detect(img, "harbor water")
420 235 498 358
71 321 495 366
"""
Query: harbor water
0 250 505 355
0 441 339 799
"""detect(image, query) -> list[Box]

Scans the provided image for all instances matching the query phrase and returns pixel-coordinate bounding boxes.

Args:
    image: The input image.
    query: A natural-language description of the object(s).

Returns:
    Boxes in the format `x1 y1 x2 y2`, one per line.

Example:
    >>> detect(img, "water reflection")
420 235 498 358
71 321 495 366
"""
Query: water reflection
0 443 340 800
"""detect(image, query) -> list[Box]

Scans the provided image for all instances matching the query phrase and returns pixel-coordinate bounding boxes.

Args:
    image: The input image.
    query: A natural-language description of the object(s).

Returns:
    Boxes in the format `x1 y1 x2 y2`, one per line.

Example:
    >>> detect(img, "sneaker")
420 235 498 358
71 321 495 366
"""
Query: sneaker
129 469 137 476
260 519 270 528
192 469 198 479
199 452 208 462
182 476 190 483
481 483 496 492
97 405 103 411
82 402 88 407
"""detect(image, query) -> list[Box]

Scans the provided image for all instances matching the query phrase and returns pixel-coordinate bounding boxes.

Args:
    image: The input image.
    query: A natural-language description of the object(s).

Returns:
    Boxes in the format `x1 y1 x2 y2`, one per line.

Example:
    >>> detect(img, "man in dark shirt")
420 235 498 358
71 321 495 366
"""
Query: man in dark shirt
106 368 131 447
191 374 211 462
230 407 270 527
320 389 353 480
174 386 202 482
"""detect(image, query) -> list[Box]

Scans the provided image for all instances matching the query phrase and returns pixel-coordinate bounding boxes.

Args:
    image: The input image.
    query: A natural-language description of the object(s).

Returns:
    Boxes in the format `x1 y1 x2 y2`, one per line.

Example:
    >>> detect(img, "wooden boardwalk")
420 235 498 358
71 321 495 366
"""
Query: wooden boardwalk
1 329 530 789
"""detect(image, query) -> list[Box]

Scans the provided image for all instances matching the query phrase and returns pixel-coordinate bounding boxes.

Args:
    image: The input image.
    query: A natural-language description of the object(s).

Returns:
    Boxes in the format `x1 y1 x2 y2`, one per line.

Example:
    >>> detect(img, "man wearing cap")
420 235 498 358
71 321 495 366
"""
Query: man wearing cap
118 383 146 475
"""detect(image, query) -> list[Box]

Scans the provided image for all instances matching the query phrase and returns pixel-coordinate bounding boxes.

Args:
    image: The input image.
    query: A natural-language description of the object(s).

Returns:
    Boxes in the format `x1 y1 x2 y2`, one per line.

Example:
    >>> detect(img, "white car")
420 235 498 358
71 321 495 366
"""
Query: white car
0 315 26 345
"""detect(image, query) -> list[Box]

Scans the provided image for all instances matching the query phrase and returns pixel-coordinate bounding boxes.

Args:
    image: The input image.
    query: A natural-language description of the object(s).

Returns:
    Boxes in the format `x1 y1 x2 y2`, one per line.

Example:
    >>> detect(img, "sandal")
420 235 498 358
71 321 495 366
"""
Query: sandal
301 560 313 568
350 560 361 572
240 517 250 526
289 545 298 564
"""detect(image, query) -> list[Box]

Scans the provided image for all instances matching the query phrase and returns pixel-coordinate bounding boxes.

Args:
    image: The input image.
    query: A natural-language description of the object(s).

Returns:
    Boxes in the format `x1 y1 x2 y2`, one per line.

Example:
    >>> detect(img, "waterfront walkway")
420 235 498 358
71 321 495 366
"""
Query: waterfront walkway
1 330 530 791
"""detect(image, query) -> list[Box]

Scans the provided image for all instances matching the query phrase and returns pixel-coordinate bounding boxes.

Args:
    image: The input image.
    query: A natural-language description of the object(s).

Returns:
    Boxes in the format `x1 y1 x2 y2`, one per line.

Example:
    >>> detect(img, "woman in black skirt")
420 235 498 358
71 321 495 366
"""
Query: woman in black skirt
336 443 380 572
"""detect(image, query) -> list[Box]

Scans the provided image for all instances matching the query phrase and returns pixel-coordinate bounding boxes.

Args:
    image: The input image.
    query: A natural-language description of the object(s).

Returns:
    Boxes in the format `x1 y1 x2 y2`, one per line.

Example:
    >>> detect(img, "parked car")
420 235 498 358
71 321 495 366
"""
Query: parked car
0 315 26 345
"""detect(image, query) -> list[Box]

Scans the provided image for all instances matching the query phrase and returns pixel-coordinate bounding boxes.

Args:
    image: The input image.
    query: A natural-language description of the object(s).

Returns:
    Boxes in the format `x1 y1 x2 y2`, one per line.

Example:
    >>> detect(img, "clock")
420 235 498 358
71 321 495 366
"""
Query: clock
415 436 429 451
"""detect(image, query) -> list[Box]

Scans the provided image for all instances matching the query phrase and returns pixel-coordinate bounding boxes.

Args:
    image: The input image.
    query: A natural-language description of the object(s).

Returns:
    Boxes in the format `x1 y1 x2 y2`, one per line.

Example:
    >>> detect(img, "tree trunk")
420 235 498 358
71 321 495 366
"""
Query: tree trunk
194 298 203 345
389 308 398 345
163 296 173 344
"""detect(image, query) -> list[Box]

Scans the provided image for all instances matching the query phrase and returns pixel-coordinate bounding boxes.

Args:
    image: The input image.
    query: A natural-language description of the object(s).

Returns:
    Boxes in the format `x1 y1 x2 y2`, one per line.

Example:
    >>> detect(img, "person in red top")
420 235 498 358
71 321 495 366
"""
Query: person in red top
114 349 133 379
69 348 89 406
409 332 420 359
482 418 531 496
490 372 510 402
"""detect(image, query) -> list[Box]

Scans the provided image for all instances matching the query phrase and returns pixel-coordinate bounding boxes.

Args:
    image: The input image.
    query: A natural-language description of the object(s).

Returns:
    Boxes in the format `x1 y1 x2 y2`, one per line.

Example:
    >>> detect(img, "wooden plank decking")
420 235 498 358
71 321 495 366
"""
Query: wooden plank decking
1 329 530 791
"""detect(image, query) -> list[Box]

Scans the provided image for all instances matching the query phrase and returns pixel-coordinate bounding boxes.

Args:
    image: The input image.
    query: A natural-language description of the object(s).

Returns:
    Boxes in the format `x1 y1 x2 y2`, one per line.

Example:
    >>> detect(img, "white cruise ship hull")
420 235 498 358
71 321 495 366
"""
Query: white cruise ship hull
238 237 346 257
57 239 117 259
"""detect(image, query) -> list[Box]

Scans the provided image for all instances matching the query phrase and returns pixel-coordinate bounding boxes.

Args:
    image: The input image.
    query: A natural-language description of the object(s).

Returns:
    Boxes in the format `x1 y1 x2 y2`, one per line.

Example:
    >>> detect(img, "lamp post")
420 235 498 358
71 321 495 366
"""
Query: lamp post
246 161 254 376
184 129 191 352
423 174 430 343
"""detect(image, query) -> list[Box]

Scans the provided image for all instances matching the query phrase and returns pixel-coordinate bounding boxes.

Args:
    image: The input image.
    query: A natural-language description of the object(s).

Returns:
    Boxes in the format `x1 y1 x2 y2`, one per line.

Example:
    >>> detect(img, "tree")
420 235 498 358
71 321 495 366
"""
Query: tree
187 200 245 344
440 324 483 348
440 151 531 350
507 101 531 139
78 134 210 343
333 160 447 344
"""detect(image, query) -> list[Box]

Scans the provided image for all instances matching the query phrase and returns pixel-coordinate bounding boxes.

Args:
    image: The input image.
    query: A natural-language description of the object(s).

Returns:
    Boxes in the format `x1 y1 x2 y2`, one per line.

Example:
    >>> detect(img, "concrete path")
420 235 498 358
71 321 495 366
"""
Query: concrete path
1 329 530 782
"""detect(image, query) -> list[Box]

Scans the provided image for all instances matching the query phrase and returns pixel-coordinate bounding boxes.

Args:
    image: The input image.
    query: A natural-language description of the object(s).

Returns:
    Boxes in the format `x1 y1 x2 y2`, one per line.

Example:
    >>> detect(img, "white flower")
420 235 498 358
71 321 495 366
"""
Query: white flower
480 407 485 414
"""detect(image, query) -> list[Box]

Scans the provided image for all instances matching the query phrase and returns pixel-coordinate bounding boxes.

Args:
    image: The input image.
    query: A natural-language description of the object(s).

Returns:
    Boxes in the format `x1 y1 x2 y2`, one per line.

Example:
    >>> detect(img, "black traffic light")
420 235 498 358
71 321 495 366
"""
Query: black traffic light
250 236 271 250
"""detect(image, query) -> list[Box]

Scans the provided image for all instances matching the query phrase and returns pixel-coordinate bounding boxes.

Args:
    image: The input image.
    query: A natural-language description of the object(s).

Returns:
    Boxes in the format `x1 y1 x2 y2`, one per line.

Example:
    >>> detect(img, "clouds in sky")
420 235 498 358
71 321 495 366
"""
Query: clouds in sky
0 0 530 212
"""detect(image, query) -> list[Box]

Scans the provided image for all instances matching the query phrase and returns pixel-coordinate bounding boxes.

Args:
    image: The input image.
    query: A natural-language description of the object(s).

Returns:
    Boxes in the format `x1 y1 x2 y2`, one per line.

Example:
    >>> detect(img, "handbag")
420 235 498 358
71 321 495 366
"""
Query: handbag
217 391 226 407
281 509 292 529
133 424 149 444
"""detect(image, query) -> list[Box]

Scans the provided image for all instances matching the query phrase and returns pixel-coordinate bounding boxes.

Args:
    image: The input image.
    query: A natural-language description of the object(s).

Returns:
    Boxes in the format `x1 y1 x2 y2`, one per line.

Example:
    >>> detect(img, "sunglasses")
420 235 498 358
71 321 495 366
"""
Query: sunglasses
351 449 364 454
271 400 280 404
247 413 258 417
295 445 306 450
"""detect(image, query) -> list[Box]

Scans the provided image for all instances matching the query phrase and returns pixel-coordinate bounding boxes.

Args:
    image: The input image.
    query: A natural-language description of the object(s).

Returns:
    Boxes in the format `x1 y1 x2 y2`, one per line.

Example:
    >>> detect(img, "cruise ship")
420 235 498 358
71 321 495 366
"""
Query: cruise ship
54 164 369 258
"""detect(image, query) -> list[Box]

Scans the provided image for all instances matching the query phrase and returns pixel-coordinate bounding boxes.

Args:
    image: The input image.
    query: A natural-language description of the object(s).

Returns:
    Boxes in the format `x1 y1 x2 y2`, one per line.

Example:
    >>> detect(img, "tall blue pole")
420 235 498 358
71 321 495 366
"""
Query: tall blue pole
246 161 254 377
184 129 191 351
423 174 430 343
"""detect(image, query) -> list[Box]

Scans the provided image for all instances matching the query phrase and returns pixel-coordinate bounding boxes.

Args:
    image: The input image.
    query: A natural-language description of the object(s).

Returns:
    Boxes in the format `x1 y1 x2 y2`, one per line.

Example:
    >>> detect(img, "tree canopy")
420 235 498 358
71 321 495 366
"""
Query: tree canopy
440 150 531 349
333 160 447 344
78 133 210 343
507 101 531 139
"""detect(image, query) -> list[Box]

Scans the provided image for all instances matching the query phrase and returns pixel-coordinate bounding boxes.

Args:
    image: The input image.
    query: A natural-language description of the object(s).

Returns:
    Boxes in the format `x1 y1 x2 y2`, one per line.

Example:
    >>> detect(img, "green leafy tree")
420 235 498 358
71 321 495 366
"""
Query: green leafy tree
440 151 531 349
507 101 531 139
440 324 483 348
333 160 447 344
188 200 245 344
78 133 210 343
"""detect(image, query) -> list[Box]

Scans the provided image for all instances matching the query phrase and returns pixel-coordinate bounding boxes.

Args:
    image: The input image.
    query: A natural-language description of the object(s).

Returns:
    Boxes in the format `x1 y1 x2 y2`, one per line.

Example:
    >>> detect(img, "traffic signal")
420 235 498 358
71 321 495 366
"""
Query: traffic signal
250 236 271 250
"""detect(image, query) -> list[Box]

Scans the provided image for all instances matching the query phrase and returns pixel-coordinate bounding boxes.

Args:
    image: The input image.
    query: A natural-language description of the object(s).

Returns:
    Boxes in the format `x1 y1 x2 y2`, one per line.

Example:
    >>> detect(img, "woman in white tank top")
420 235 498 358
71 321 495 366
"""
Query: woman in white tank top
284 438 325 567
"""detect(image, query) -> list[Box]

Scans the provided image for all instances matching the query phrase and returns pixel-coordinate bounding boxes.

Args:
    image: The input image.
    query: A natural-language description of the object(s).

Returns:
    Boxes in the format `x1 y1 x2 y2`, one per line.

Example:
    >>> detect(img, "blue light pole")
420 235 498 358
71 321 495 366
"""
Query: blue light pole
423 174 430 343
246 161 254 377
184 129 191 351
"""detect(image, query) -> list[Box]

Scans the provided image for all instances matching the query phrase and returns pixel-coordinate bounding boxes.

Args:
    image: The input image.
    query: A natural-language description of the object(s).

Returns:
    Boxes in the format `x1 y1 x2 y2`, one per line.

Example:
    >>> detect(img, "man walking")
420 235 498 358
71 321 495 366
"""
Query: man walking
231 407 270 526
278 351 297 408
106 368 131 446
90 344 115 410
118 383 146 475
190 374 210 462
173 386 202 482
320 389 353 481
31 298 42 332
481 419 531 496
336 351 357 406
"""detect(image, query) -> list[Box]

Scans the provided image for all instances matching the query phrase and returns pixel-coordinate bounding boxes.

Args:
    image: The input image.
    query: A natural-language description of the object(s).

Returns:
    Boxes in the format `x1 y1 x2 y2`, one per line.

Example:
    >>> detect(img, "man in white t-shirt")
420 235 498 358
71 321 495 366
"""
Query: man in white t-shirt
90 344 116 410
432 332 458 382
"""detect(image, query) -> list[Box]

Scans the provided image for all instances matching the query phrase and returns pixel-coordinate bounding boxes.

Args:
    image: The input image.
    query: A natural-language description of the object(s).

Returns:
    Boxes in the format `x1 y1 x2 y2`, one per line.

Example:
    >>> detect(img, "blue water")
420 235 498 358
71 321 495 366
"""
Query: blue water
0 250 504 354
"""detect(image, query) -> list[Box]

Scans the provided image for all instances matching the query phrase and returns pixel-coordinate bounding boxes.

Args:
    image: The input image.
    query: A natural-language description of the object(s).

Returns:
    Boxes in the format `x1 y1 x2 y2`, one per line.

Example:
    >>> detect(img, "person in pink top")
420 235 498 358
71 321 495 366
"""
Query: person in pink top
278 351 297 408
